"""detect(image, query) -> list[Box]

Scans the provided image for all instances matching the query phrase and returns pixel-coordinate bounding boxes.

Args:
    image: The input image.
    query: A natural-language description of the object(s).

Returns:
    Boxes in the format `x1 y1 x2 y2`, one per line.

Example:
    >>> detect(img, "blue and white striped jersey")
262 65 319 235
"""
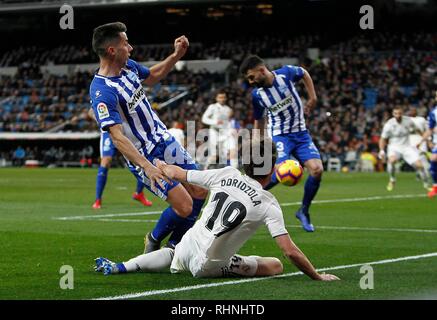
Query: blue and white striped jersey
89 59 168 155
429 105 437 144
251 65 306 136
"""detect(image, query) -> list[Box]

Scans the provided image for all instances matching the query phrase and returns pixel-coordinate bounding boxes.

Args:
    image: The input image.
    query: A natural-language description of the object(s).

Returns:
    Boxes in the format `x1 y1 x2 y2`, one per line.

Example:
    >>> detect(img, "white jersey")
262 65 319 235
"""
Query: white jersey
170 167 287 275
409 116 427 151
201 103 233 131
381 116 417 147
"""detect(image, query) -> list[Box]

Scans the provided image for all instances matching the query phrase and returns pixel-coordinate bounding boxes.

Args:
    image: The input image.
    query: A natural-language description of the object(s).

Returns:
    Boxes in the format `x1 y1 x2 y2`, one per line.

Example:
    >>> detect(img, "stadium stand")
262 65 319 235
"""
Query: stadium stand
0 31 436 169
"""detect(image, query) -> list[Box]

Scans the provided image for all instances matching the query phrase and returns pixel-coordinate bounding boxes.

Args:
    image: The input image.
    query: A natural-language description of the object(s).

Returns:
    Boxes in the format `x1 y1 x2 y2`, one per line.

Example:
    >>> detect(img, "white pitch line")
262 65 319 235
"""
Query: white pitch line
291 225 437 234
281 193 425 206
54 193 426 221
54 211 162 221
94 251 437 300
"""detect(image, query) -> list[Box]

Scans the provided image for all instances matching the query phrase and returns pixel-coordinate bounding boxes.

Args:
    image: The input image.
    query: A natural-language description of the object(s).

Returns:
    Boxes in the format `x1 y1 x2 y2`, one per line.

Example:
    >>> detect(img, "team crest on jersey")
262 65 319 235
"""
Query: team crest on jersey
95 90 101 98
127 70 138 82
97 102 110 119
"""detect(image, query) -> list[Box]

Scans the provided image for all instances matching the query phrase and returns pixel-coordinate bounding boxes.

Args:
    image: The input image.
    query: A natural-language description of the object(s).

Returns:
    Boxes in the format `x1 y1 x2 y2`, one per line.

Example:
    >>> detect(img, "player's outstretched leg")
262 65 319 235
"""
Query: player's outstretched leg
166 198 205 248
144 185 194 253
132 180 152 206
296 159 322 232
413 160 432 190
95 248 174 276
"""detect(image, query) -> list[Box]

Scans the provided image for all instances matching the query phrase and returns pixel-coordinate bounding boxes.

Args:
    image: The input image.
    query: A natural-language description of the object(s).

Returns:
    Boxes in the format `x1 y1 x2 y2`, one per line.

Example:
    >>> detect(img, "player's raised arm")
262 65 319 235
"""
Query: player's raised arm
274 234 339 281
157 160 224 189
143 35 189 86
301 68 318 115
201 104 217 126
109 125 171 192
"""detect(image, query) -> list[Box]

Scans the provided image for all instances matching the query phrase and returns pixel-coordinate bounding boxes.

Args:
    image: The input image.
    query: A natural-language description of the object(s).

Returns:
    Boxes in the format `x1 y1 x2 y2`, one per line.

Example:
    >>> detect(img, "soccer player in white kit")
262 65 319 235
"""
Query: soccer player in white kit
379 106 430 191
201 91 238 169
95 138 339 281
408 107 431 187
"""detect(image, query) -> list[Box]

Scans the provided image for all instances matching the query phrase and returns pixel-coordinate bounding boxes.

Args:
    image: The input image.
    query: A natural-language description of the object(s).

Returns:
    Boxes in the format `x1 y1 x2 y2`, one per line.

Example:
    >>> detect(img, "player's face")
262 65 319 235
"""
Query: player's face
409 108 417 117
114 32 133 65
393 109 403 122
216 93 226 105
245 66 269 88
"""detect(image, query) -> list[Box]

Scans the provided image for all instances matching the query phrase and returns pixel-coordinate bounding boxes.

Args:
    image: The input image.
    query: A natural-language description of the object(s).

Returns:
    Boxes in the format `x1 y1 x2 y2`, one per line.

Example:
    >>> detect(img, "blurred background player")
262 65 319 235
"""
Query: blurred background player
239 55 321 232
95 138 339 282
418 90 437 198
167 121 185 147
93 130 153 209
90 22 207 252
408 107 432 186
201 91 238 169
88 109 152 209
378 106 430 191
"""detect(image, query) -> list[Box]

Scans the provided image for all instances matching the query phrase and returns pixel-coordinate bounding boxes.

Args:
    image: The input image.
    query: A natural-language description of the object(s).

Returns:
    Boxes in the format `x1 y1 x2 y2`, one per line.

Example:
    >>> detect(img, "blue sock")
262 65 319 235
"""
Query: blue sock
135 180 144 194
430 161 437 184
301 175 321 214
264 171 279 190
168 198 205 246
95 166 108 200
151 206 186 242
116 263 127 273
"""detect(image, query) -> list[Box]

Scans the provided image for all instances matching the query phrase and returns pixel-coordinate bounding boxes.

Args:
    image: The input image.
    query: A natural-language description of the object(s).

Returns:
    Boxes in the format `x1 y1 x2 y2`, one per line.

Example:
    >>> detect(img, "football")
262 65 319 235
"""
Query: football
275 159 304 186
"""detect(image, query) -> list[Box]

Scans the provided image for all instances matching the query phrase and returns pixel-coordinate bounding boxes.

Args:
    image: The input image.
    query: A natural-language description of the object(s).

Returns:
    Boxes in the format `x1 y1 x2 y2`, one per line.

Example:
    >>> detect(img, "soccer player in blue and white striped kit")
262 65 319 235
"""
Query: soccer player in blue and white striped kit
89 22 207 254
240 55 322 232
418 90 437 198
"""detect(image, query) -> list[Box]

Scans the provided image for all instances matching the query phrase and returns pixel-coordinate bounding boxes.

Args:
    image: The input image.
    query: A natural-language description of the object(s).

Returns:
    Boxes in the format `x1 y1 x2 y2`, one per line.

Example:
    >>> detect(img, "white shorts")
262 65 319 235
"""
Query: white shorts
208 129 237 158
387 144 420 166
170 233 258 278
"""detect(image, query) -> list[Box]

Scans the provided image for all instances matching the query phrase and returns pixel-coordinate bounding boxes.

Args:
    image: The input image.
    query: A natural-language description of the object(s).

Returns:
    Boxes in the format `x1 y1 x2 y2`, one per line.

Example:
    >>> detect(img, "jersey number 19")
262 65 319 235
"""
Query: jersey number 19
205 192 247 237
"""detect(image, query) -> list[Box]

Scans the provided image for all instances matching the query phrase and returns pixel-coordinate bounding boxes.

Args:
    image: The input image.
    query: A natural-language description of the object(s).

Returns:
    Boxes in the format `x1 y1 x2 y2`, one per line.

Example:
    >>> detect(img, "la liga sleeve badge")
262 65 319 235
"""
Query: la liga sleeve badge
97 102 110 119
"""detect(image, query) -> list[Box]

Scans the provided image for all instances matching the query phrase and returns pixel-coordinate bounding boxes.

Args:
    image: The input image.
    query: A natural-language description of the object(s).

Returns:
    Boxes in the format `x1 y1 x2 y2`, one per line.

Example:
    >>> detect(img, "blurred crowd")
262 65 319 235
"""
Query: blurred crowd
1 32 436 169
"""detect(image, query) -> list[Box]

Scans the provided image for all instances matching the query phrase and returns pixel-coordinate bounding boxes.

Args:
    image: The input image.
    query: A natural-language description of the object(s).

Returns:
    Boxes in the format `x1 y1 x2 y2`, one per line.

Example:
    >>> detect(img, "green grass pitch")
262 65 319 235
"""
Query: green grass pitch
0 168 436 300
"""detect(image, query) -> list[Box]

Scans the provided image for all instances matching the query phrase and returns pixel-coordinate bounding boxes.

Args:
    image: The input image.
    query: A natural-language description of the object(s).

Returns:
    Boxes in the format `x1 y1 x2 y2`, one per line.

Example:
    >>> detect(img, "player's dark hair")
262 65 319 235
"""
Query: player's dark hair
216 89 227 96
239 55 265 75
92 22 127 58
242 137 277 181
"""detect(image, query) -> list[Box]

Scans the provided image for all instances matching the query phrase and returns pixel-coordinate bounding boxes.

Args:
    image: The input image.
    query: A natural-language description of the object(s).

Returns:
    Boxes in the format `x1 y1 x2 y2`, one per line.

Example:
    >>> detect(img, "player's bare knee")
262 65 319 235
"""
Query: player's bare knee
100 157 112 168
269 258 283 275
173 199 193 218
311 165 323 179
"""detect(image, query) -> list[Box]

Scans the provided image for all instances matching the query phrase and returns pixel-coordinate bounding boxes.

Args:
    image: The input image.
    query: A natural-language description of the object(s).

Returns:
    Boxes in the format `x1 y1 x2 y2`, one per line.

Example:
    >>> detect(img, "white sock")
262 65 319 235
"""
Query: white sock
123 248 174 273
387 163 396 182
416 167 430 184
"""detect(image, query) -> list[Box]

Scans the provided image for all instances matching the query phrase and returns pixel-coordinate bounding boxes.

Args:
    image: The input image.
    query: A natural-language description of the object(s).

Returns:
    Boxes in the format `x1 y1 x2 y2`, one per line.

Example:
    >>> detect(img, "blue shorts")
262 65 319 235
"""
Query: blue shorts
272 130 321 165
100 132 117 158
127 135 199 200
